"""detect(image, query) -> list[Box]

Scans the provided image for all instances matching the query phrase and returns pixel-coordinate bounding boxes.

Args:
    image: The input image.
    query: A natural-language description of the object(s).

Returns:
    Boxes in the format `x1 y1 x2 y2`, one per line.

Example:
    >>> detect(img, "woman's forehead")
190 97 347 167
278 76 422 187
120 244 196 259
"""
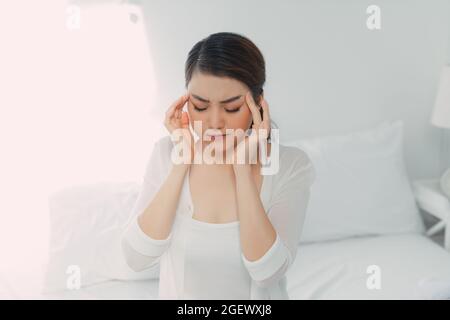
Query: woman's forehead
188 73 247 102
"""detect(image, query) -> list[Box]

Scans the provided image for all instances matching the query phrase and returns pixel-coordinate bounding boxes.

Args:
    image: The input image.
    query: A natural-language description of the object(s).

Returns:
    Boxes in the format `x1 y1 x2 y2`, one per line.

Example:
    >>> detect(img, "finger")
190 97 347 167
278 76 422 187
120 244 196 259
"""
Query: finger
260 98 269 120
166 94 189 116
246 91 262 125
165 94 189 135
181 112 189 128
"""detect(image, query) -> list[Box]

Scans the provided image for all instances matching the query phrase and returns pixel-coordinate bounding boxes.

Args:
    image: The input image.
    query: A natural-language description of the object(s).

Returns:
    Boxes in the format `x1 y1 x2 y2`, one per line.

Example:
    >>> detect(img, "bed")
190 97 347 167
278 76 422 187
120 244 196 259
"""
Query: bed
3 233 450 300
6 120 449 300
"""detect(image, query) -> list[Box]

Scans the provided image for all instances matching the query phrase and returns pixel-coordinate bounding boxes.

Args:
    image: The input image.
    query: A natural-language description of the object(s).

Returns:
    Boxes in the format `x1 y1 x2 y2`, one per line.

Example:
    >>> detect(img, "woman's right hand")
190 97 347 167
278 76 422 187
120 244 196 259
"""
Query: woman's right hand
164 94 194 166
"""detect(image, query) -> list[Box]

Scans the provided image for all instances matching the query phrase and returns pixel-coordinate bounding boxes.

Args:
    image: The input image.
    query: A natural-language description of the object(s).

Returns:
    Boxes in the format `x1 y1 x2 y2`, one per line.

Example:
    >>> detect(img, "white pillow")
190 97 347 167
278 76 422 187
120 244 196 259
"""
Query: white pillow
284 120 425 243
44 181 158 294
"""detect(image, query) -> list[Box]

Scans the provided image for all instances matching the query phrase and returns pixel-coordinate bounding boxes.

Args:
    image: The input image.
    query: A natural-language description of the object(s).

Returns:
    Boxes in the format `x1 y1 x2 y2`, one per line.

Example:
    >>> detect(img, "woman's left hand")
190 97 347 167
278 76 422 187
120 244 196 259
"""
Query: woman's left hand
233 91 271 170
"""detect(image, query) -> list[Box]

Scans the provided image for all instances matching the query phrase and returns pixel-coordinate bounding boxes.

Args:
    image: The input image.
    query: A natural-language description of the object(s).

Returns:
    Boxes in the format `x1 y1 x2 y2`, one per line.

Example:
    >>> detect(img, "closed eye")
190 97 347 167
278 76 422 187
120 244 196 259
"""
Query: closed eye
194 105 208 112
192 101 240 113
225 107 241 113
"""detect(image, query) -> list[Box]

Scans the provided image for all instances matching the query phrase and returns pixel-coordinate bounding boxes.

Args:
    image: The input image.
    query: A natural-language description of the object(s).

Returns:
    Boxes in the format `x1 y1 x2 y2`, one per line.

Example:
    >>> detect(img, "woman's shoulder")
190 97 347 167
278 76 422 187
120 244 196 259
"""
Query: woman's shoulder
150 135 175 163
273 144 316 187
144 135 174 173
154 135 174 153
278 144 313 170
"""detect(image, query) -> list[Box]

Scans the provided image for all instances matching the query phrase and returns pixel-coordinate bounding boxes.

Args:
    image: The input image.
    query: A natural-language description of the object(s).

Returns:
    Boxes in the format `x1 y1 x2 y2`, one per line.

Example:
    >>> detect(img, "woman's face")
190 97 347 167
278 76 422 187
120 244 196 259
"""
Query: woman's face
186 72 257 145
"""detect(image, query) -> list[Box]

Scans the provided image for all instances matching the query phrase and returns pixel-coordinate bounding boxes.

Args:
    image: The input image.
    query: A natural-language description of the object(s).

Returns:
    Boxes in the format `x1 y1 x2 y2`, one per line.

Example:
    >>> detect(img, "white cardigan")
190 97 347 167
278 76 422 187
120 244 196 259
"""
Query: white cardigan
121 136 315 299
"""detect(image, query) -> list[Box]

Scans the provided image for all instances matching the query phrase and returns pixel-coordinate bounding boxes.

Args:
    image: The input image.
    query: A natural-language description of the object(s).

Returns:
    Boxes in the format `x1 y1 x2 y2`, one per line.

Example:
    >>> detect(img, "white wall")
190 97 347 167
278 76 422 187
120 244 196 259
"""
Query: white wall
139 0 450 180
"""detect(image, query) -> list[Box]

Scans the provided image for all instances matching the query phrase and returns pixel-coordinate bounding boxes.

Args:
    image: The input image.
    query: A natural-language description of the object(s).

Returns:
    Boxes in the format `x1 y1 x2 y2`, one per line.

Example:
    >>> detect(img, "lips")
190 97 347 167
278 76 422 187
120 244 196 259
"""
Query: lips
209 134 226 141
205 130 225 137
204 132 227 141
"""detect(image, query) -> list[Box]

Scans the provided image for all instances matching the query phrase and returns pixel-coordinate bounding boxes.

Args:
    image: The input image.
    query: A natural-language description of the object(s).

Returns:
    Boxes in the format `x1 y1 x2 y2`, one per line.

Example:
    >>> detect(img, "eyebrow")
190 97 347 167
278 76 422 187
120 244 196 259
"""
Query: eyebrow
191 94 242 104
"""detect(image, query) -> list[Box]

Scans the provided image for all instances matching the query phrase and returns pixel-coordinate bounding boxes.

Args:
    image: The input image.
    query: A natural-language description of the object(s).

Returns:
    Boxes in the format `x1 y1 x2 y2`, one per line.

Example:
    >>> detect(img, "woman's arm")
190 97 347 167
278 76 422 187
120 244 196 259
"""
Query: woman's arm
121 137 188 272
234 151 315 288
122 94 192 272
137 164 188 240
121 160 189 272
234 165 277 261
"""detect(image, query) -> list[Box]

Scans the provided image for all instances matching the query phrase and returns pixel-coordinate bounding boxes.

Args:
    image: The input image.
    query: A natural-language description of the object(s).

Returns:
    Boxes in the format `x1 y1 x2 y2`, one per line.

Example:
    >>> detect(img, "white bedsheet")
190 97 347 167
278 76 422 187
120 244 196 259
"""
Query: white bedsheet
3 234 450 299
286 233 450 299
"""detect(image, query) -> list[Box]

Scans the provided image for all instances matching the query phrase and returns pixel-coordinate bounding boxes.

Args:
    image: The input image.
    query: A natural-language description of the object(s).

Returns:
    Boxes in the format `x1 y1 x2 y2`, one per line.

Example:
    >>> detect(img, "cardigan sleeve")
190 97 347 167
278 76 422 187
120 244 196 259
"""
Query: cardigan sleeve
121 136 174 272
242 147 315 288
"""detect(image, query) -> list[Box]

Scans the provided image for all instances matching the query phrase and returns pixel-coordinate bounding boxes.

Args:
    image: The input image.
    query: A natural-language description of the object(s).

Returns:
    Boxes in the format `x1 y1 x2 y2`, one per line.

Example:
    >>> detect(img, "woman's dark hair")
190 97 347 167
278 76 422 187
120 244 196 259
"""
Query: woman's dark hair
185 32 265 110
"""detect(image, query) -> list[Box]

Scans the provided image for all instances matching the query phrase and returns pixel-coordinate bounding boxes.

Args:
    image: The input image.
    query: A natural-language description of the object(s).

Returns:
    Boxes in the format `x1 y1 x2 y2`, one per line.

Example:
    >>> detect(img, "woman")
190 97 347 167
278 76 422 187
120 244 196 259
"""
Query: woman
121 32 315 300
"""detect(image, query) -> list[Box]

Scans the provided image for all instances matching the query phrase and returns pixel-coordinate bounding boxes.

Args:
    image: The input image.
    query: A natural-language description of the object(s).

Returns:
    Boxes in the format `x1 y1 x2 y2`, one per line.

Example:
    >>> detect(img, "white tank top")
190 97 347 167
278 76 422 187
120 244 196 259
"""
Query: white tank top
181 214 251 299
158 174 251 300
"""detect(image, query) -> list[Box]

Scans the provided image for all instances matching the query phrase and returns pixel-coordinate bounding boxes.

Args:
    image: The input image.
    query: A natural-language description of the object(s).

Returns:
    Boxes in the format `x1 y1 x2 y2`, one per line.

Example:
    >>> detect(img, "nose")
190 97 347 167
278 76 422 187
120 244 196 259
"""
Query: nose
208 106 225 131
